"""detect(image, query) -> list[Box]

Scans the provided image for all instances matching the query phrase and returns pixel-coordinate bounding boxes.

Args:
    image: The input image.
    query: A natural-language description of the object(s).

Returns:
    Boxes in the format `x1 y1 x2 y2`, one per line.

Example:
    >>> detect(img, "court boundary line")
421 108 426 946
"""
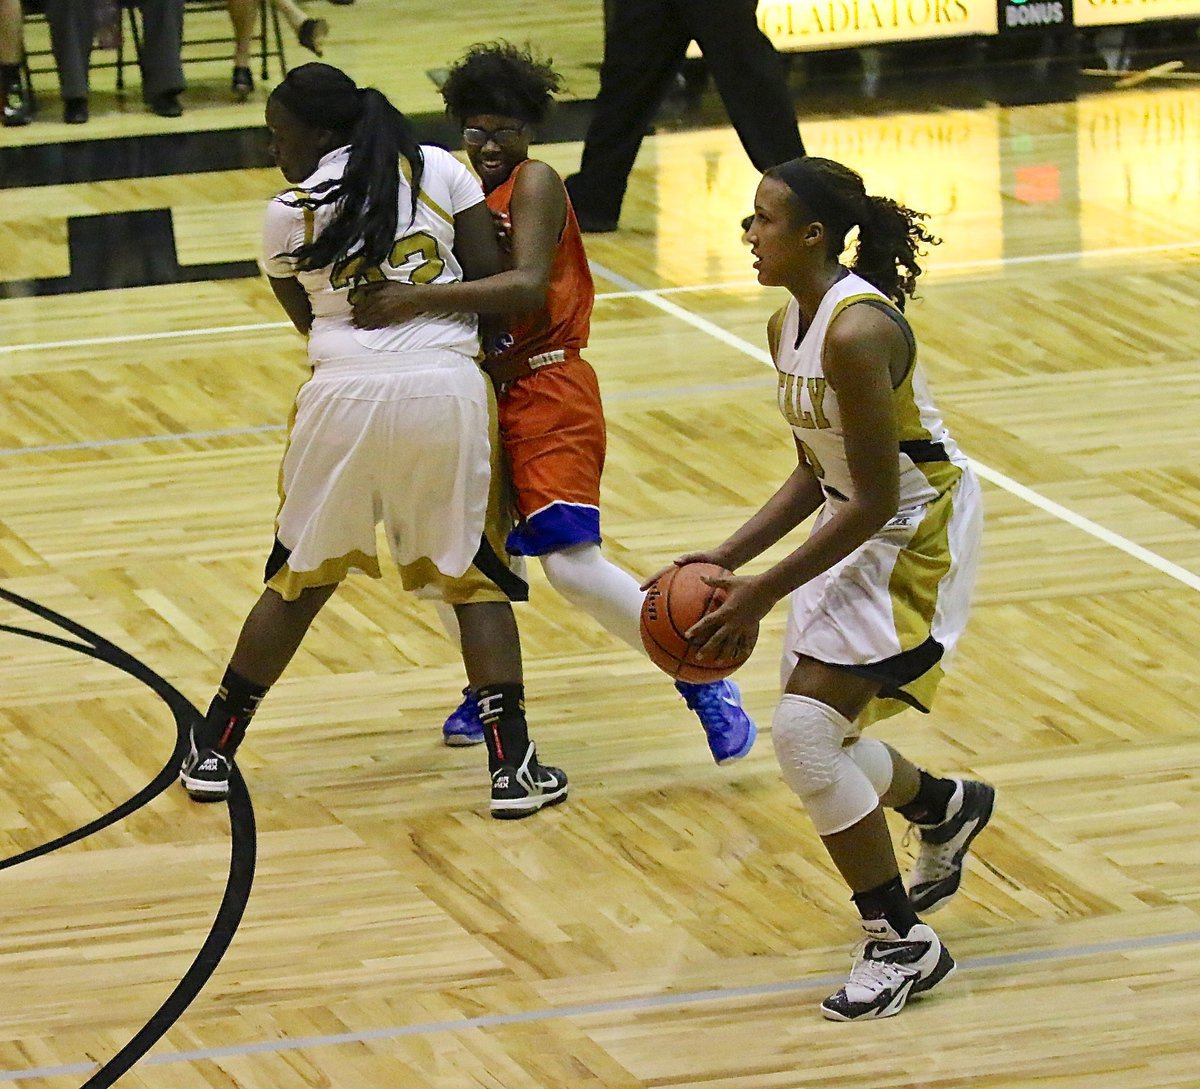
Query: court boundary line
589 260 1200 594
0 927 1196 1083
1 237 1197 357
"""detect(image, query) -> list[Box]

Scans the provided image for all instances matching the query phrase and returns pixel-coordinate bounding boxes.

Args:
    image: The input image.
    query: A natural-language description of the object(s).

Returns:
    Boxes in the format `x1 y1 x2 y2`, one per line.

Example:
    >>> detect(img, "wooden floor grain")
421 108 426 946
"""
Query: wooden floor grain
1 25 1199 1088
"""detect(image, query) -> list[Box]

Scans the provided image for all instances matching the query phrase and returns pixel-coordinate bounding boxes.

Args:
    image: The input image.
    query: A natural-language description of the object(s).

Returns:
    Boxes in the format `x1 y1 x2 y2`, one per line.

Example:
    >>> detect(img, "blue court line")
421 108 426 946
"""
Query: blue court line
0 423 285 456
1 928 1197 1083
0 380 769 459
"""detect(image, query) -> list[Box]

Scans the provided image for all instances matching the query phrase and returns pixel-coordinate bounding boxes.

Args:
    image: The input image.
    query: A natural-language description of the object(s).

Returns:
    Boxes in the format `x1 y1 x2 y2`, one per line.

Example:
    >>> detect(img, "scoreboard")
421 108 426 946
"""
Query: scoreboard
754 0 1200 46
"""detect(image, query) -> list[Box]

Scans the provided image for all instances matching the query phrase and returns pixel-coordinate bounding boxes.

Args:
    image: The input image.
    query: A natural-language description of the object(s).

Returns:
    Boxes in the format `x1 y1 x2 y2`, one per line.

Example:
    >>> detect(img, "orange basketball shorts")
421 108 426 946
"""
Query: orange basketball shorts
498 356 606 556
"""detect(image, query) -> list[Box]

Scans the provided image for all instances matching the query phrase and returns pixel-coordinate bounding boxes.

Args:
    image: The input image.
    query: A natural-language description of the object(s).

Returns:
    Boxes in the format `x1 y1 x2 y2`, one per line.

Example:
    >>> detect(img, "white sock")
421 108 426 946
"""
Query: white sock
540 543 644 650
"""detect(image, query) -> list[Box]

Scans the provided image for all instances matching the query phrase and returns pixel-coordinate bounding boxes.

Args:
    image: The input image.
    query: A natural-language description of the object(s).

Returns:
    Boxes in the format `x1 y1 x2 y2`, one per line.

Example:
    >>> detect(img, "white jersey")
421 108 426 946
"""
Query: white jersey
773 271 982 726
774 271 968 513
261 143 484 361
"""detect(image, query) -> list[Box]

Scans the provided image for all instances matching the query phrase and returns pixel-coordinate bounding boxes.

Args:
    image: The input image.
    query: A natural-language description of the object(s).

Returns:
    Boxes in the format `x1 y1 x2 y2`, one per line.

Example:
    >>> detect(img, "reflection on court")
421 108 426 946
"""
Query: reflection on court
1 71 1199 1089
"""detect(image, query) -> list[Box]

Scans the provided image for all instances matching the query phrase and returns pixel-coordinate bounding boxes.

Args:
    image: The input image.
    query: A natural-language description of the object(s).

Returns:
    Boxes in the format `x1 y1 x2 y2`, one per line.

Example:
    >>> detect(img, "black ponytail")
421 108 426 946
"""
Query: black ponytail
273 63 425 281
769 157 939 311
853 193 938 311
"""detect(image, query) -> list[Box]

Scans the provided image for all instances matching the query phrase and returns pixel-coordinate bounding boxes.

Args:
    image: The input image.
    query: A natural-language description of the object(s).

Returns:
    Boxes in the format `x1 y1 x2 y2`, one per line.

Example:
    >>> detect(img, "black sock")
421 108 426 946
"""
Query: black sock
476 683 529 773
852 875 920 937
196 668 269 756
1 63 19 87
895 770 956 826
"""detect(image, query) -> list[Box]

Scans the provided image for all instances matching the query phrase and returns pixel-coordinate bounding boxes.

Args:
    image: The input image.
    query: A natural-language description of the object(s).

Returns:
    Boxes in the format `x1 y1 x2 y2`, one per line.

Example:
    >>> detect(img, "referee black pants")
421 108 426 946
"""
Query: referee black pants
567 0 805 222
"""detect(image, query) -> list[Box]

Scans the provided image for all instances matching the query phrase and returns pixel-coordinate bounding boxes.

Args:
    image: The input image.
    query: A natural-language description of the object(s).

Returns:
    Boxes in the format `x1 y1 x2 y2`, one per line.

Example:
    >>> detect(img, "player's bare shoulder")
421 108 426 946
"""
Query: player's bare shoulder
511 159 568 235
512 158 567 199
824 301 909 387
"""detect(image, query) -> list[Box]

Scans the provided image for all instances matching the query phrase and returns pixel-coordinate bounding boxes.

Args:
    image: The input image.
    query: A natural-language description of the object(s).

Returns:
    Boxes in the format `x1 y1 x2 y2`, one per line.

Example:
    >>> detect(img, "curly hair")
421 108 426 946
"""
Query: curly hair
768 157 940 311
440 41 562 125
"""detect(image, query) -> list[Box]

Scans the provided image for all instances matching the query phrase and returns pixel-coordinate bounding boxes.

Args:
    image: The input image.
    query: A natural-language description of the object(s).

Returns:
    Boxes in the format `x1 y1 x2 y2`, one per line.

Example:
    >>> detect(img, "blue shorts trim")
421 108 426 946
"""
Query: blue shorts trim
506 502 601 557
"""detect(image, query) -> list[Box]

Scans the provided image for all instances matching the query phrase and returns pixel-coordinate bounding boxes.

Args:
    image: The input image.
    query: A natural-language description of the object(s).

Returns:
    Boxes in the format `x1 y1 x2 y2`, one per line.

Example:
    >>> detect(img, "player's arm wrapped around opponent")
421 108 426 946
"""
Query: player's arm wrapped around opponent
351 160 564 327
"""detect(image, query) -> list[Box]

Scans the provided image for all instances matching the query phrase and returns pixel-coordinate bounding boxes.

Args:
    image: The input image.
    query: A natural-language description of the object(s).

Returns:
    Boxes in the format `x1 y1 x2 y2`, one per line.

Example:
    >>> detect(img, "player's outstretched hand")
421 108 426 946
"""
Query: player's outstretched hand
686 572 772 661
639 550 730 591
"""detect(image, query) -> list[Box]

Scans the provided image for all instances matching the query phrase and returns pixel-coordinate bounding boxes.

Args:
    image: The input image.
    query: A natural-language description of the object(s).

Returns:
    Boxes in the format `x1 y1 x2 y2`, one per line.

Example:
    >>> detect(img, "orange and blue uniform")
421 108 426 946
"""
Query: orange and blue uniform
484 160 607 556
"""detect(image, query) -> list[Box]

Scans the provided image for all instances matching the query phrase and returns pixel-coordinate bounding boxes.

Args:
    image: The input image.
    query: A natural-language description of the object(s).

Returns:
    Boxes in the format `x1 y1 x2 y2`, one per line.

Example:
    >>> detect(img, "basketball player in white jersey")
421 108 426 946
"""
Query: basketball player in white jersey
669 156 994 1019
179 63 566 819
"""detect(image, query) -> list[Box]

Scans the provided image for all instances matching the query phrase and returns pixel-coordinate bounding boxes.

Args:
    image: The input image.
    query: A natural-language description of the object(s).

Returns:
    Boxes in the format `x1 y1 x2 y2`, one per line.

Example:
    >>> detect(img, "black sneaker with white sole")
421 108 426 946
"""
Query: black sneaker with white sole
907 778 995 914
821 920 956 1021
179 730 232 802
490 743 568 819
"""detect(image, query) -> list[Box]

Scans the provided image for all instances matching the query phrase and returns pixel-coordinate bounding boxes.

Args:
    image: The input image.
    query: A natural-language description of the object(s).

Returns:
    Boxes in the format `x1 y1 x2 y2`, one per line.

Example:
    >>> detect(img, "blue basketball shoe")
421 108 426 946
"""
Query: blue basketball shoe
674 679 757 764
441 688 485 747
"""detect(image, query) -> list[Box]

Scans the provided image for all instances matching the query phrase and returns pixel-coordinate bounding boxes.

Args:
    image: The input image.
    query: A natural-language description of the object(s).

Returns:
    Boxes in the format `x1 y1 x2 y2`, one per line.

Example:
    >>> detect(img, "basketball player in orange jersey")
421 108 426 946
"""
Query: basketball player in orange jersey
662 157 994 1019
352 41 756 763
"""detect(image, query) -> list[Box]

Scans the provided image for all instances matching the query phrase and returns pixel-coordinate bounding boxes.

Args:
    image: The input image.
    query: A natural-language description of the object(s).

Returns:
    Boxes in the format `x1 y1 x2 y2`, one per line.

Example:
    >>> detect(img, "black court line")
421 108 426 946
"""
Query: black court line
80 767 256 1089
0 208 261 299
0 586 256 1089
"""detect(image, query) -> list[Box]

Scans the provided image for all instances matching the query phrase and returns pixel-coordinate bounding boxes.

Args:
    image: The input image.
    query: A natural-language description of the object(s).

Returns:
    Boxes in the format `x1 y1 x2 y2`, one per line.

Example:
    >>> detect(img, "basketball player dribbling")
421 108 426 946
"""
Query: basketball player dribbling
352 42 757 764
179 63 567 819
669 157 995 1020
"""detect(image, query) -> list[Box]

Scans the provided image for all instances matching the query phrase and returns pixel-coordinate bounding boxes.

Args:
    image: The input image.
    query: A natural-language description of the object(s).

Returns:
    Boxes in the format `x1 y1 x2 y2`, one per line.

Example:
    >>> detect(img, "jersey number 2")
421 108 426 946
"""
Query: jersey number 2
331 230 447 301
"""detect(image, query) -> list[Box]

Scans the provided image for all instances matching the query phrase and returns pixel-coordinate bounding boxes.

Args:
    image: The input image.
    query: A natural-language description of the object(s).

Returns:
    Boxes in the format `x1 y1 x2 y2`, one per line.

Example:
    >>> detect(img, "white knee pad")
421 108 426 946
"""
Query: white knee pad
772 694 880 836
846 736 894 797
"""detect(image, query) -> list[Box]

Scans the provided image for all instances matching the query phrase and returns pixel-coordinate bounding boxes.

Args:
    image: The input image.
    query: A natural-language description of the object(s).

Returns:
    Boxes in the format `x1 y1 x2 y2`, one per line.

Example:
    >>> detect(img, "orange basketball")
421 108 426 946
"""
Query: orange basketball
640 562 758 683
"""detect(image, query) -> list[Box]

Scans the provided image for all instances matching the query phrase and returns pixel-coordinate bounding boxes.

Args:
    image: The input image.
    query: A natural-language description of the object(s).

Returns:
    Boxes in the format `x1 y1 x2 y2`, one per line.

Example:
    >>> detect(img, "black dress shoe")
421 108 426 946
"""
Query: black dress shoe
572 209 620 233
563 174 620 232
62 97 89 124
231 65 254 100
147 91 183 117
2 80 34 127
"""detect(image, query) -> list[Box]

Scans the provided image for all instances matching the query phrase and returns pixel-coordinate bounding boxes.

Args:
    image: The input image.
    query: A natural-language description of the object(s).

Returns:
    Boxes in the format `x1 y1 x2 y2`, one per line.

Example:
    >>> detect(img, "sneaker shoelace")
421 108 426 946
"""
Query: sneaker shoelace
681 684 729 731
908 834 960 883
457 688 479 713
844 953 919 993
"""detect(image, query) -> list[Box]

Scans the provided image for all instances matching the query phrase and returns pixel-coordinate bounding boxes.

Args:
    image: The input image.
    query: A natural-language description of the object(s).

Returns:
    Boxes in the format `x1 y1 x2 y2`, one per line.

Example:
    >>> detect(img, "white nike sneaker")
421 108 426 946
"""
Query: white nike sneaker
821 919 956 1021
907 779 995 913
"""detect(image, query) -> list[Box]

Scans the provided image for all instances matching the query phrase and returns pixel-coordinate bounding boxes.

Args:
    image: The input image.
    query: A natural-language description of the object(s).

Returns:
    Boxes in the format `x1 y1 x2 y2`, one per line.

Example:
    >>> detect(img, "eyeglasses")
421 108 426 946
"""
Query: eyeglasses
462 126 525 148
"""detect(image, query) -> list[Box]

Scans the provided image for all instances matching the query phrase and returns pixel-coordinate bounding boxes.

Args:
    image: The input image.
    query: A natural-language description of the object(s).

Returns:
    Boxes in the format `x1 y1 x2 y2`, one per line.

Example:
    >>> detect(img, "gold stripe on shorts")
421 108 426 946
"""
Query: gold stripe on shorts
268 548 382 601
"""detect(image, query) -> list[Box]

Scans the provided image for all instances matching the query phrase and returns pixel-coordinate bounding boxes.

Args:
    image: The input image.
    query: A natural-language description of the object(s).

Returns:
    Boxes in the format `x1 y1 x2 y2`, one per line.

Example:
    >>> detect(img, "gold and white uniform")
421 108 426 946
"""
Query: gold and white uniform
259 145 523 604
775 271 983 725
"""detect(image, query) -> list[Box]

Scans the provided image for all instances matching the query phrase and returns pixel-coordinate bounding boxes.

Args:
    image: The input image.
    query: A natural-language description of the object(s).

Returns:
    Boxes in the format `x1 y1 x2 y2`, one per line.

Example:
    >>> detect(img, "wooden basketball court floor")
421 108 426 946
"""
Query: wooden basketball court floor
2 17 1200 1088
